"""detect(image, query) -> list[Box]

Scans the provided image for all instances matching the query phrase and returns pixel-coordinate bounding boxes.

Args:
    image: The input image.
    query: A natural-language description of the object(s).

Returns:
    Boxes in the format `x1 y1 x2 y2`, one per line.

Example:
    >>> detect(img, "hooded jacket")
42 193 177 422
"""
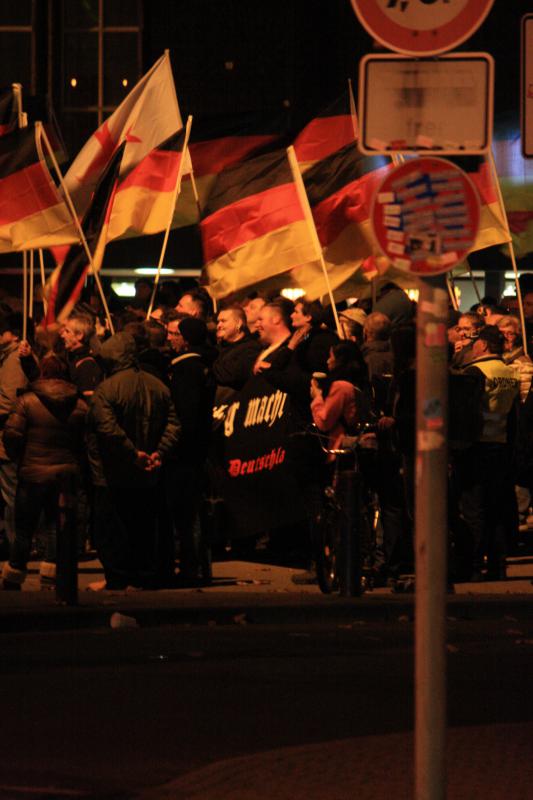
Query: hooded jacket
88 333 180 487
3 378 87 482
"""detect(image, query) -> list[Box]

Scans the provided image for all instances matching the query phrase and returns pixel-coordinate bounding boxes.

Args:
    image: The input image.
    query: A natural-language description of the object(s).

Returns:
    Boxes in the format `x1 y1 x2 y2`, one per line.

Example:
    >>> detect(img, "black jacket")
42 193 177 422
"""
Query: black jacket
213 335 262 397
88 333 180 487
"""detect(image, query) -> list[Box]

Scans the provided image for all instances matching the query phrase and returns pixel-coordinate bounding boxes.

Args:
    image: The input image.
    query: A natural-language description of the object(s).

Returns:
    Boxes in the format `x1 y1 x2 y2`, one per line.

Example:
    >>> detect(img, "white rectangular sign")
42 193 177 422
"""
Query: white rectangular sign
358 53 494 156
522 14 533 158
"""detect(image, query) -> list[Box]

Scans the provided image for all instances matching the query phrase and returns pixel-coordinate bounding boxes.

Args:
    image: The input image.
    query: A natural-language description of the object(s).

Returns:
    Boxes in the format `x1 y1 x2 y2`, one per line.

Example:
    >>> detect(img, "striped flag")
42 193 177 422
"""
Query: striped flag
63 52 182 217
45 143 125 325
0 86 19 137
201 149 317 299
291 143 391 299
451 155 511 252
189 110 284 209
293 92 358 172
107 128 196 240
0 123 78 253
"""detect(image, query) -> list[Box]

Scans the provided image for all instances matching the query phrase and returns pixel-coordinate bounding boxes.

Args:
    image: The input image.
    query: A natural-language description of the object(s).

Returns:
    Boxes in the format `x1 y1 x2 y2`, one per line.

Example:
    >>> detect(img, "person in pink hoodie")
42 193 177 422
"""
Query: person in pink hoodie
310 340 371 455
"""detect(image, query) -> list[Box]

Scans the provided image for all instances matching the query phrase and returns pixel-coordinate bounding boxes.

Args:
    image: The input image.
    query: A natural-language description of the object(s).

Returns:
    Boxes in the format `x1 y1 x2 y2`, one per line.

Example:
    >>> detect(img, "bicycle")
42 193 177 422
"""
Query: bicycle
313 423 381 596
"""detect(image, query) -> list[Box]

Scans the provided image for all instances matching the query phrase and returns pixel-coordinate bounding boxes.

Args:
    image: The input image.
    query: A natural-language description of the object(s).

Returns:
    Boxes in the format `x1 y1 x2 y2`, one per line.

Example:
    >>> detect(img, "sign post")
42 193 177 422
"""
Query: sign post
370 158 481 800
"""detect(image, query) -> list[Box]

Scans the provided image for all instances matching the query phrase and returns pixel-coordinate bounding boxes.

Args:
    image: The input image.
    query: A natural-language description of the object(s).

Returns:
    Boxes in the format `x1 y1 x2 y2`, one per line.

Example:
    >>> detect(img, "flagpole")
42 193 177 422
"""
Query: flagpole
15 84 28 339
348 79 359 140
466 260 482 304
446 273 459 312
40 123 115 333
28 249 35 319
286 145 343 338
22 251 28 340
147 115 193 319
38 249 48 315
487 150 528 356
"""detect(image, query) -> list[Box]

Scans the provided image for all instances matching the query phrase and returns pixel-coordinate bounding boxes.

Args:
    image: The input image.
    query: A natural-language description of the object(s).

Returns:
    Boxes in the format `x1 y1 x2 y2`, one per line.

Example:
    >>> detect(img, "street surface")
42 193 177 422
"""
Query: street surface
0 617 532 799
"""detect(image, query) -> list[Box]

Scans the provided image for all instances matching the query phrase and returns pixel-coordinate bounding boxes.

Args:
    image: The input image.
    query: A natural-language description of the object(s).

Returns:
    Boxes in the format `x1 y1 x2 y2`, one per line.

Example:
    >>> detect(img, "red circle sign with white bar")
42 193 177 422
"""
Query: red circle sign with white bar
371 157 480 275
350 0 495 56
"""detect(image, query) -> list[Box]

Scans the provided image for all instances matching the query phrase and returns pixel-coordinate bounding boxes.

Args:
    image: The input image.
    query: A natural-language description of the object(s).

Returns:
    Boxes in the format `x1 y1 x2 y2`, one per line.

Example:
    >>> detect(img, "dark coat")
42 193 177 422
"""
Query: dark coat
168 344 216 464
293 326 338 374
3 378 87 483
88 333 180 488
66 344 104 397
213 335 262 396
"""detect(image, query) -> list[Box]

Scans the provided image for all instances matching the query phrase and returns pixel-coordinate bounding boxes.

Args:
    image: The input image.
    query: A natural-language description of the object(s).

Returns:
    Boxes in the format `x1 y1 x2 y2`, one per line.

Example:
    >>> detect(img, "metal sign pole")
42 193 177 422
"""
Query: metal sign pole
415 275 448 800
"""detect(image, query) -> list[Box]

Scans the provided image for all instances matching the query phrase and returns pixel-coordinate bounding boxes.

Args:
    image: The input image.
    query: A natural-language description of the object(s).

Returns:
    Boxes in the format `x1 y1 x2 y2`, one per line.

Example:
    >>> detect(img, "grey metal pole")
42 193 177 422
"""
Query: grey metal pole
415 275 448 800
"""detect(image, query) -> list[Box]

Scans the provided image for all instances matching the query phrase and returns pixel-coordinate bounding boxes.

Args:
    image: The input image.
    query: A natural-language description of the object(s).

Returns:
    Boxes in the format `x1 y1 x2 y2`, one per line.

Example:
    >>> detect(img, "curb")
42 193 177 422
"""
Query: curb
1 592 533 634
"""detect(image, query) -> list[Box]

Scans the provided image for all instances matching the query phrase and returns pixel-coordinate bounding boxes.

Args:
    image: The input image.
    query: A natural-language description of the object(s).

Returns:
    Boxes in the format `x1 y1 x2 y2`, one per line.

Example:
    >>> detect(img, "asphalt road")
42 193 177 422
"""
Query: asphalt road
1 618 532 799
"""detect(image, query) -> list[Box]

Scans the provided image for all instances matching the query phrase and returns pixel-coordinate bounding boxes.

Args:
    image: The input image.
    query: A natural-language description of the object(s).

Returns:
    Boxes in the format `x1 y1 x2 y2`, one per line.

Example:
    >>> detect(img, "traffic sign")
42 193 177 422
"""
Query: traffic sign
370 157 481 275
358 53 494 155
350 0 495 57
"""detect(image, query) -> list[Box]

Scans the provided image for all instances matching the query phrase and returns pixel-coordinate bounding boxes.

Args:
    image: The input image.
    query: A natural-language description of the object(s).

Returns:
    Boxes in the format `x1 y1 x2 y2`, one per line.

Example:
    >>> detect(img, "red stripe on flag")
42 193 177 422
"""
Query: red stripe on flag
312 167 389 247
293 116 355 164
0 162 59 225
189 134 277 177
201 182 305 262
469 161 499 206
117 149 182 193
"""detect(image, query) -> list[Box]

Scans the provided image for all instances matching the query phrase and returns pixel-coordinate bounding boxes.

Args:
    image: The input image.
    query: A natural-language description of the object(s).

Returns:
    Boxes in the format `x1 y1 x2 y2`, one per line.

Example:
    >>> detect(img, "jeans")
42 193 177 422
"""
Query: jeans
10 479 59 571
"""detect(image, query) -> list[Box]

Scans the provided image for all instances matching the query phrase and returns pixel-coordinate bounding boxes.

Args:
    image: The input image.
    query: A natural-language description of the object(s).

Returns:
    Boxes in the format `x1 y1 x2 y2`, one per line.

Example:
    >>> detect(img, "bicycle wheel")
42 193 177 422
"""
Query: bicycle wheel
315 496 343 594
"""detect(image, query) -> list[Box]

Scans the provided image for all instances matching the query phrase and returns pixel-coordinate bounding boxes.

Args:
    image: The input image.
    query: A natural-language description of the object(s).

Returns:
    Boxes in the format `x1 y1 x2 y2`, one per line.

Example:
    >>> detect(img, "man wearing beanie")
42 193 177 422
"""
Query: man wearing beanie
165 312 217 585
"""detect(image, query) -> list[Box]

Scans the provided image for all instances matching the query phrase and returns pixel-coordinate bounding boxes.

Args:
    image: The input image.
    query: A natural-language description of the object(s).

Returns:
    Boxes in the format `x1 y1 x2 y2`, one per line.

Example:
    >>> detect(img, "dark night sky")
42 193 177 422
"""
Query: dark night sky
143 0 527 136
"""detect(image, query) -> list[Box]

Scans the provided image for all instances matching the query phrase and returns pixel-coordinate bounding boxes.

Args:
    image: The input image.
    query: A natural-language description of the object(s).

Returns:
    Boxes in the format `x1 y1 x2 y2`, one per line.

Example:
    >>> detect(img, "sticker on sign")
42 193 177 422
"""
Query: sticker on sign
350 0 495 56
370 157 481 275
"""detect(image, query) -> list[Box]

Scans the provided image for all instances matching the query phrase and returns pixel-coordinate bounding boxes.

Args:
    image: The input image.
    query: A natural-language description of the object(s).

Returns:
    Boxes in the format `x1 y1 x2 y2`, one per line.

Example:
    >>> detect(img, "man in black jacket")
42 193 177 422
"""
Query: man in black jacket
213 306 261 401
88 333 180 590
166 314 217 585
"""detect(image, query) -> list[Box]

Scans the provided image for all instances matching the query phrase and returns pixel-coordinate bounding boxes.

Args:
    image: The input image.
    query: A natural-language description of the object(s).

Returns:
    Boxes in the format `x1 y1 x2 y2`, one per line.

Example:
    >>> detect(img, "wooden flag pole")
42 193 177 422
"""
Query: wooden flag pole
467 261 482 304
286 145 343 338
15 84 29 339
446 273 459 311
28 249 35 319
40 123 114 333
487 150 528 356
22 251 28 340
38 249 48 315
147 115 194 319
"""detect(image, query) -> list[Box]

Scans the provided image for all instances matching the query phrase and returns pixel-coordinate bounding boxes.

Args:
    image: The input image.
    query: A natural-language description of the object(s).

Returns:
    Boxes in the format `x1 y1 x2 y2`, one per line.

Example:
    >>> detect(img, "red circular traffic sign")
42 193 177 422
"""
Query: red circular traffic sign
350 0 495 56
371 157 481 275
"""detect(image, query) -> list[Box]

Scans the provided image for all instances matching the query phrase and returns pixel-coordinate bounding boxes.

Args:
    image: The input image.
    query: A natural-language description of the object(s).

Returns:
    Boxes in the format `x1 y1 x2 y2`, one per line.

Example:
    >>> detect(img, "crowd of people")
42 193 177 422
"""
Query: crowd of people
0 273 532 592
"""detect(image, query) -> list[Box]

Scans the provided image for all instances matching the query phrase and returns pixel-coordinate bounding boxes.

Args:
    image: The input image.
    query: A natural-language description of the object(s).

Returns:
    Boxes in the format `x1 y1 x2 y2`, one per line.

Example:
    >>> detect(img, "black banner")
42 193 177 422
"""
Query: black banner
211 374 309 538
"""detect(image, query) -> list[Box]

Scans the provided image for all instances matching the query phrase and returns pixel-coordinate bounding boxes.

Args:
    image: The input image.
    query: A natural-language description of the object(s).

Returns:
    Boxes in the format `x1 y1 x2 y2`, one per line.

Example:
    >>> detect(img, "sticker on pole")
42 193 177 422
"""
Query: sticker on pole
370 157 480 275
350 0 495 57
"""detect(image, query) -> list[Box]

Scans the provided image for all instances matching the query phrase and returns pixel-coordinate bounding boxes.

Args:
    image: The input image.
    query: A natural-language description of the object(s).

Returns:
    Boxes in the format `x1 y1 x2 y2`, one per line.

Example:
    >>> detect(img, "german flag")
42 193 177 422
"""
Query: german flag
107 128 196 240
292 92 358 172
45 143 125 325
188 111 284 212
201 149 317 299
0 123 78 254
0 86 18 137
449 155 510 253
291 143 390 300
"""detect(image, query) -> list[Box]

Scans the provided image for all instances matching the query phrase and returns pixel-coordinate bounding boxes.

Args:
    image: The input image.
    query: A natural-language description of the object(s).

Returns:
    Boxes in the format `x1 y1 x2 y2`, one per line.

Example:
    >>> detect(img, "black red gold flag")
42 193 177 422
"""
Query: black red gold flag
45 143 126 325
201 149 316 299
